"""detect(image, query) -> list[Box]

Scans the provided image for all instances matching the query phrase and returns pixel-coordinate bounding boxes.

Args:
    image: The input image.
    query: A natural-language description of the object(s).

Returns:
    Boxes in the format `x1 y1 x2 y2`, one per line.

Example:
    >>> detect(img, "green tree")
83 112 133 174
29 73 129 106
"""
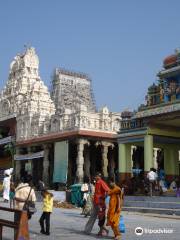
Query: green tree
4 142 16 171
4 142 15 157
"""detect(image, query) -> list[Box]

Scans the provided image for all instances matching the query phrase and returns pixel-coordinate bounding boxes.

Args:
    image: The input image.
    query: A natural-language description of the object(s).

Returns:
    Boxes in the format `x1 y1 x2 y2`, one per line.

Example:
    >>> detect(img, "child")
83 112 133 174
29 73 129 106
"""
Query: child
39 189 53 235
9 181 15 208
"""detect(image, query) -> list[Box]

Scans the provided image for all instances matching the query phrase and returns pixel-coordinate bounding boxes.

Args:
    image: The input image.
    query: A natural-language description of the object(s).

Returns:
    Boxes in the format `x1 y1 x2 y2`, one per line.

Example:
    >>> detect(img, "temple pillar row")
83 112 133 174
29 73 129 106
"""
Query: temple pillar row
75 139 115 182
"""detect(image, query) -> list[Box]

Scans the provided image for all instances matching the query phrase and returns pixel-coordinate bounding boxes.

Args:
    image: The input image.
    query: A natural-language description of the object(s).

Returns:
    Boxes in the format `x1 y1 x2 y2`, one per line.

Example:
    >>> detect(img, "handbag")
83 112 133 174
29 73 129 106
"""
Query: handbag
23 187 37 215
119 215 125 233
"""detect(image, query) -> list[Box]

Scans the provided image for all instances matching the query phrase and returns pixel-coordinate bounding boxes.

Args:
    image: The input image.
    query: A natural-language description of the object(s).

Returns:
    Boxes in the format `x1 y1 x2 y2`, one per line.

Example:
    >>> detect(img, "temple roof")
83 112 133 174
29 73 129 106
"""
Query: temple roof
163 49 180 69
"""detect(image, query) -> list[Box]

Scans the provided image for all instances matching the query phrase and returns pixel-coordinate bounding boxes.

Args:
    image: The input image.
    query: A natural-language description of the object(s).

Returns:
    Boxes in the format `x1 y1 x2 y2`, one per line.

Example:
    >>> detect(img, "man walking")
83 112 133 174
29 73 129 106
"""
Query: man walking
14 175 36 218
147 168 158 197
84 172 110 236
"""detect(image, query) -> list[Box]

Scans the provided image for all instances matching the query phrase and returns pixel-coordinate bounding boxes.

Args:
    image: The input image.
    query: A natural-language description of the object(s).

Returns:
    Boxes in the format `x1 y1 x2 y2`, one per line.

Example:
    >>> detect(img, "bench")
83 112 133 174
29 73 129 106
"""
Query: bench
0 206 29 240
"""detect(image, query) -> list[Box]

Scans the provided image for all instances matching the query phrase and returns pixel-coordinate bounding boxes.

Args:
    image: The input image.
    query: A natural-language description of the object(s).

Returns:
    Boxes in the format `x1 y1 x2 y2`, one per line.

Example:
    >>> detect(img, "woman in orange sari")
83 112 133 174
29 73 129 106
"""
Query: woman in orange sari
107 177 122 240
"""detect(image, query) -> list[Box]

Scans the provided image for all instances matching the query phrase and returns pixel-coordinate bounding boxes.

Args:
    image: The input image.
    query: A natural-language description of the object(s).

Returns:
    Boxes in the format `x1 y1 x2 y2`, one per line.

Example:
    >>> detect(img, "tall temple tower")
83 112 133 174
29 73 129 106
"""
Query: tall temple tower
0 47 55 140
51 68 96 112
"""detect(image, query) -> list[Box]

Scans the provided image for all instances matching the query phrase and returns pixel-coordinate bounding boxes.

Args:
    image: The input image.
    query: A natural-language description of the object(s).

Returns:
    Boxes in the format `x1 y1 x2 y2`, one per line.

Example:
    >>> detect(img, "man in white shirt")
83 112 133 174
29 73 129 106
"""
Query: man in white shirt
147 168 158 197
15 175 36 219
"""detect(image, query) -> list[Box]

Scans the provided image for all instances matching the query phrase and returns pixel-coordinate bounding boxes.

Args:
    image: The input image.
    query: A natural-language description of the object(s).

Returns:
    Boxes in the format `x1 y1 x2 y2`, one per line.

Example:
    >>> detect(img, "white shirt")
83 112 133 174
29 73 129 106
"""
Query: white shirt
147 171 157 181
81 183 89 201
15 183 36 210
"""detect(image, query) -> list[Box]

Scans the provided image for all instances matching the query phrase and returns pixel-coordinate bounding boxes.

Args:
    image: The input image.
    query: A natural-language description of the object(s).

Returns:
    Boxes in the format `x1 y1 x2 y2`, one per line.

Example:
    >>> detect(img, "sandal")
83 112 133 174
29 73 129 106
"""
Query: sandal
114 235 121 240
104 228 109 235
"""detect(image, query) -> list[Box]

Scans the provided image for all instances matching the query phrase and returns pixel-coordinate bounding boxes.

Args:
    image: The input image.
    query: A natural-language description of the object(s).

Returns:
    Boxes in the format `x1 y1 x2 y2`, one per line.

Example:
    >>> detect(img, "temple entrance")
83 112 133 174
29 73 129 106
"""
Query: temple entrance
131 146 165 176
32 158 43 185
67 141 77 186
156 148 164 170
90 144 102 176
132 146 144 175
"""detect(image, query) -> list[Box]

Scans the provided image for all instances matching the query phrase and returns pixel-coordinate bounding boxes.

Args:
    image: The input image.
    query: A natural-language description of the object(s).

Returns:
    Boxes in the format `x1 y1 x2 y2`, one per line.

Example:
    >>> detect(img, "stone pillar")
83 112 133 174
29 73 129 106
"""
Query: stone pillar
27 147 32 175
84 144 90 177
15 148 21 180
144 135 154 172
101 142 114 178
43 144 50 186
102 144 109 177
126 144 132 174
153 148 159 170
109 149 115 176
76 139 85 183
119 143 126 181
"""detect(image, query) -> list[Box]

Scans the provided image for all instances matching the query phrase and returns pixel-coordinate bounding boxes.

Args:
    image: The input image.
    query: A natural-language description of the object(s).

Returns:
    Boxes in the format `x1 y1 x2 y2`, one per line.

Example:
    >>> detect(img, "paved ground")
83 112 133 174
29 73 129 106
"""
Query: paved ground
0 199 180 240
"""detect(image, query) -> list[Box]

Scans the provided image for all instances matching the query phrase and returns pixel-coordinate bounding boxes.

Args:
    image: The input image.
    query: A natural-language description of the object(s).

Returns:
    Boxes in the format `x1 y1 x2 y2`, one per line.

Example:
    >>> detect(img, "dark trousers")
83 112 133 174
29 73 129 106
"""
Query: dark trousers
14 212 21 239
39 212 51 234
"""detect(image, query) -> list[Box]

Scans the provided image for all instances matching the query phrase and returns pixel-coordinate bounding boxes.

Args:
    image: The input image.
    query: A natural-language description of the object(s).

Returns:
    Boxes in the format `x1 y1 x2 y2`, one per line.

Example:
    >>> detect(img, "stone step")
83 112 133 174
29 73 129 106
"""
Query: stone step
122 206 180 216
124 195 179 202
124 200 180 209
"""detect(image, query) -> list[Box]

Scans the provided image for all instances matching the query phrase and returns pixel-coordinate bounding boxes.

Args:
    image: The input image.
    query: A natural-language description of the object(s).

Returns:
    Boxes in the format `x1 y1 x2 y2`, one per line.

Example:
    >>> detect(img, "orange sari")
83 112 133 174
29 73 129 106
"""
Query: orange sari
107 185 121 228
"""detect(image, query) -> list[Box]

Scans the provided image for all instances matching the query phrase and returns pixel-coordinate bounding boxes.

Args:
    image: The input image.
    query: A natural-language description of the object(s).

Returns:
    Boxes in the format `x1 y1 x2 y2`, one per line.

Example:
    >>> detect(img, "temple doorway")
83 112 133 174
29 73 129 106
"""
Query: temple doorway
132 146 144 176
156 148 164 170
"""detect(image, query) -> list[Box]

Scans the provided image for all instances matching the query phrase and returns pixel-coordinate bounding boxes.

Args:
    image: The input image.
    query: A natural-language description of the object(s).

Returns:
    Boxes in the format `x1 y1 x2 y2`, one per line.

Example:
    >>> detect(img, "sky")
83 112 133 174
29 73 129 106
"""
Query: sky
0 0 180 112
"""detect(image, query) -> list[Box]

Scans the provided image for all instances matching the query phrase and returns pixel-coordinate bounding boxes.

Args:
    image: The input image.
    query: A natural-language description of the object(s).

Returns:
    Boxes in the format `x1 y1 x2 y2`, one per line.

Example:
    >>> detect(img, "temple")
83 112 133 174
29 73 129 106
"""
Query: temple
118 49 180 183
0 47 121 186
0 47 179 188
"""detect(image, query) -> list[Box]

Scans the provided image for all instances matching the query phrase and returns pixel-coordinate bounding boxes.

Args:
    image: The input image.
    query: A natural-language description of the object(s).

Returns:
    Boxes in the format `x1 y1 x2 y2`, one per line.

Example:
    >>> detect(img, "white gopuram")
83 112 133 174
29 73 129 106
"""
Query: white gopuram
0 47 121 142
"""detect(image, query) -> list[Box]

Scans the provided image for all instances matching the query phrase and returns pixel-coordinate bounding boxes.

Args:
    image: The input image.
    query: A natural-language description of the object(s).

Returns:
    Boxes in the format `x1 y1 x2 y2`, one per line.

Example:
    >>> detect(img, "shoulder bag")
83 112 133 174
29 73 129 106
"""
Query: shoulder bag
23 187 37 217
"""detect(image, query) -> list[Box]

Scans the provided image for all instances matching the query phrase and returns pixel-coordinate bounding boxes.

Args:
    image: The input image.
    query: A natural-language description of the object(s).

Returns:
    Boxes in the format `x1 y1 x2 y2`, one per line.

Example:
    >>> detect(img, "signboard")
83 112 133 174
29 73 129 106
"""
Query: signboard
25 162 32 172
0 136 12 145
53 141 68 184
14 151 44 161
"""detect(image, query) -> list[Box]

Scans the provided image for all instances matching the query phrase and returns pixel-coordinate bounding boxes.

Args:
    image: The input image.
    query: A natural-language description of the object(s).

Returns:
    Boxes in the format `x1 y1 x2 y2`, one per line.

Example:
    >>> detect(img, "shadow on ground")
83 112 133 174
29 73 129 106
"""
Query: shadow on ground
54 226 113 239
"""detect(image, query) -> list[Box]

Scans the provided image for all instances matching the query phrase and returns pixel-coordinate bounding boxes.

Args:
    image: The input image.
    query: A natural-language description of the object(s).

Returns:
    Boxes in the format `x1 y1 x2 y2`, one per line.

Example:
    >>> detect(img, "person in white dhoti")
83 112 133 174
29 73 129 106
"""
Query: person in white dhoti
3 171 11 202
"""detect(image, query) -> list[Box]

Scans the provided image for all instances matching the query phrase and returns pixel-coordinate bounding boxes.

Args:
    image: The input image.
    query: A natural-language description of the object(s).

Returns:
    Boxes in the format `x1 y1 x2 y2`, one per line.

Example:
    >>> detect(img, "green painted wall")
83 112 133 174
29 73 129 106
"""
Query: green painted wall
118 143 126 173
126 144 132 173
118 143 132 173
144 135 154 171
164 145 179 175
53 141 69 183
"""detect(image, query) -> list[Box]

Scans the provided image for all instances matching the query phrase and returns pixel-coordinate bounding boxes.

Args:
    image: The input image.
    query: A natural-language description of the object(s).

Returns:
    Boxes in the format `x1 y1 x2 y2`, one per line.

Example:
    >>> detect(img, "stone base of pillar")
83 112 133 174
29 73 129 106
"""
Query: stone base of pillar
43 169 49 186
119 172 132 182
165 174 178 182
15 161 21 181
